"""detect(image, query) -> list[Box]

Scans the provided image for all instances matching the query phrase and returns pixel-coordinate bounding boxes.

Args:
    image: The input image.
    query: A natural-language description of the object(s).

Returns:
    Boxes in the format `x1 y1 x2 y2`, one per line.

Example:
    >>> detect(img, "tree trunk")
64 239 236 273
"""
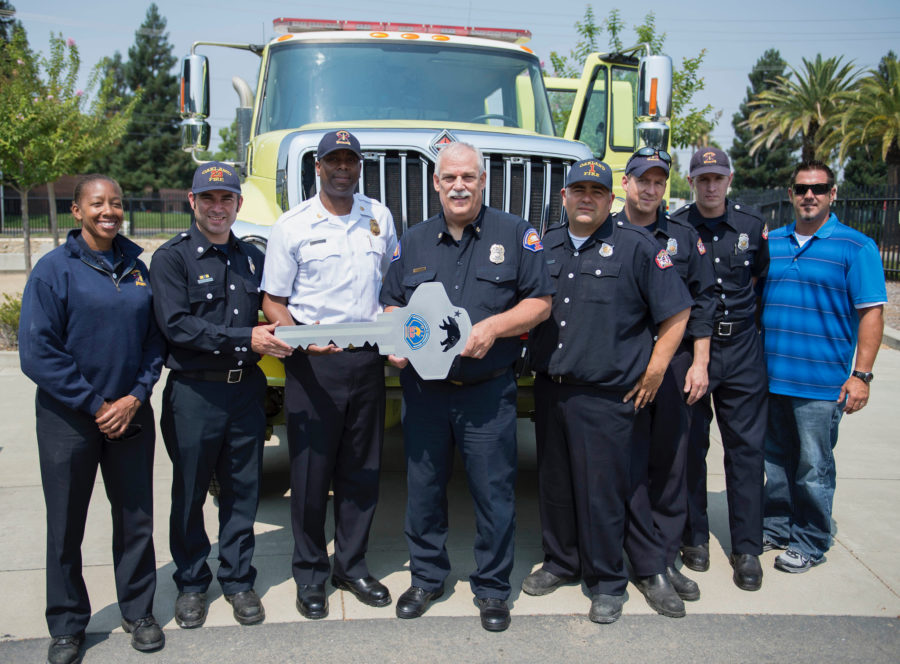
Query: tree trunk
20 189 33 276
48 181 60 247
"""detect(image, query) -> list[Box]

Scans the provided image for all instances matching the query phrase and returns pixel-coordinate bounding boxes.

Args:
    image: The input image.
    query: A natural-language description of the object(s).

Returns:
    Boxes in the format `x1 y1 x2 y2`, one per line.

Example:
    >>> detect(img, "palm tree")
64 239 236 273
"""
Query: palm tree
832 58 900 187
742 54 859 161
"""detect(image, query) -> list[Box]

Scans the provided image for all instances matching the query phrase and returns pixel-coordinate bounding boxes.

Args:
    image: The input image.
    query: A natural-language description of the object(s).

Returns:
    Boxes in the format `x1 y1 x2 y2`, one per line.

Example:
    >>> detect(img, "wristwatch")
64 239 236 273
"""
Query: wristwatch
851 370 874 384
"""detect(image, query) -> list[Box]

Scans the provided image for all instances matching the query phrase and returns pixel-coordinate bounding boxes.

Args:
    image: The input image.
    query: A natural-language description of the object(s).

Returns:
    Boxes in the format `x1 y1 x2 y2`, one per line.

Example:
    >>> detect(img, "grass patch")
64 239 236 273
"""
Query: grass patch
0 293 21 349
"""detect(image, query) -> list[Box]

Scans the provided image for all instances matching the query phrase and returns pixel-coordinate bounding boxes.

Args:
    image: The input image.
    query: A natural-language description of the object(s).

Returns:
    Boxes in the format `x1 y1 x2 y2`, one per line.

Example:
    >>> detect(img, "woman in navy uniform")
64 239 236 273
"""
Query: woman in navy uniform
19 174 165 664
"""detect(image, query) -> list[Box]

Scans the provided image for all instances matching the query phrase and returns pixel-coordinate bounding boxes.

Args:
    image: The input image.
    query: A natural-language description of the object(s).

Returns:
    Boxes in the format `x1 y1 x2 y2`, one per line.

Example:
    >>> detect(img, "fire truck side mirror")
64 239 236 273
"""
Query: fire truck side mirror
637 55 672 121
180 54 211 152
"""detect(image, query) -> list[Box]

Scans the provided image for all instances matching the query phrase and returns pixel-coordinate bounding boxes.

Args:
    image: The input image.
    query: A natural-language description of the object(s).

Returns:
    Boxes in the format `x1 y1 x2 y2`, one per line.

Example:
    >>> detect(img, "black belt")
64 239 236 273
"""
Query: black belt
176 368 249 383
544 373 594 386
444 367 508 386
713 317 756 339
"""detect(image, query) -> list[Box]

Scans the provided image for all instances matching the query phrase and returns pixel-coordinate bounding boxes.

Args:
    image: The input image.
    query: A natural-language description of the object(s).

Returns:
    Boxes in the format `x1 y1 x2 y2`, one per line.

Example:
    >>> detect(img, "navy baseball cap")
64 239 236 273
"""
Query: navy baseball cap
565 159 613 191
192 161 241 195
625 148 671 177
317 130 362 159
689 147 731 177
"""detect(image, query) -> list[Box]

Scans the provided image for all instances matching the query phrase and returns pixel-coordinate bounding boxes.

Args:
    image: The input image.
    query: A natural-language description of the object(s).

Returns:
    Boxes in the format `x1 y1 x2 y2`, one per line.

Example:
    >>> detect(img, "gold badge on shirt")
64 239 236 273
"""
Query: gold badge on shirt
737 233 750 252
666 238 678 256
370 219 380 236
248 257 256 274
490 243 505 264
599 243 614 257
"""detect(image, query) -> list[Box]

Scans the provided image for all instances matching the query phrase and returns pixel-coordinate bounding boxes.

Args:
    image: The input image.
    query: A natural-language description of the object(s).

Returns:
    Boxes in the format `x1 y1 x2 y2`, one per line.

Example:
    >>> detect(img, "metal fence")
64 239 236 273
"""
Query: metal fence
734 184 900 281
0 192 193 237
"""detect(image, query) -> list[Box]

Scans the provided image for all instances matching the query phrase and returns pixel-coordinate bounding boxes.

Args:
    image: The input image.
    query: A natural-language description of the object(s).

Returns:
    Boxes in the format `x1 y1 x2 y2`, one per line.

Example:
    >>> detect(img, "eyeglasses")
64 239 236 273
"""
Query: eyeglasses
629 147 672 165
792 183 832 196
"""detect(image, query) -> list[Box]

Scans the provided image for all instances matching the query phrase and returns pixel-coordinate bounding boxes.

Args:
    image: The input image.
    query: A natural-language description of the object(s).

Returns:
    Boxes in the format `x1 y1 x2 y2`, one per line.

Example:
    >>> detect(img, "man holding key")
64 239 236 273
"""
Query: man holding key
380 141 553 632
261 130 398 619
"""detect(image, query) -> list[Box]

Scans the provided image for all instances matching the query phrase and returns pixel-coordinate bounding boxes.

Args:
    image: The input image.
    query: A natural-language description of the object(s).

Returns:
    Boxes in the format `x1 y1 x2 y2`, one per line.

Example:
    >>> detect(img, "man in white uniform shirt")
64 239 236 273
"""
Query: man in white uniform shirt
262 130 398 619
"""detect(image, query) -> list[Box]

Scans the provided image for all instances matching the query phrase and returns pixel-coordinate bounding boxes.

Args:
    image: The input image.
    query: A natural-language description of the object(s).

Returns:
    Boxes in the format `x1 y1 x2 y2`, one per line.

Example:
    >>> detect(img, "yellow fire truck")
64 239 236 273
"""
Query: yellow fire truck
178 18 673 431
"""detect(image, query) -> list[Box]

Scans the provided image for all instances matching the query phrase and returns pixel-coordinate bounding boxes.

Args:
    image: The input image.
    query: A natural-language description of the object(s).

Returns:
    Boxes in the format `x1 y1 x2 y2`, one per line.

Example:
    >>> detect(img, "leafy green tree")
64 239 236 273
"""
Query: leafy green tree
834 52 900 188
743 54 859 162
0 0 21 42
88 3 193 191
548 8 717 149
0 31 136 271
730 49 798 193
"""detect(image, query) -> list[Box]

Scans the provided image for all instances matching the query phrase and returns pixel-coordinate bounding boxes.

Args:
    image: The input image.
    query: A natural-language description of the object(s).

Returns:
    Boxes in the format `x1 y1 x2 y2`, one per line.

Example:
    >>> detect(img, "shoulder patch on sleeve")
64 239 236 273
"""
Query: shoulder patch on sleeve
522 228 543 252
697 237 706 255
391 242 401 263
655 249 674 269
762 224 769 240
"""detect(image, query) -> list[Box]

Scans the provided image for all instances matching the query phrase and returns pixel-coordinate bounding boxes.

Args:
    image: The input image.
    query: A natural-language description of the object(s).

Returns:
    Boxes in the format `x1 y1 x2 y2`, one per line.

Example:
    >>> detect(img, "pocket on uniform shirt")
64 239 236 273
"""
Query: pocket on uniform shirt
188 283 225 308
578 260 620 303
729 253 753 274
298 240 344 284
474 265 517 314
401 270 436 289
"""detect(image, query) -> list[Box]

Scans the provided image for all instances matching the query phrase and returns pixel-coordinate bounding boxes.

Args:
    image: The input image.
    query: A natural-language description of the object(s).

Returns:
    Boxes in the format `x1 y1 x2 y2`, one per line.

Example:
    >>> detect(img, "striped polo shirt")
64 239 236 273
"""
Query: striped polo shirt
760 213 886 400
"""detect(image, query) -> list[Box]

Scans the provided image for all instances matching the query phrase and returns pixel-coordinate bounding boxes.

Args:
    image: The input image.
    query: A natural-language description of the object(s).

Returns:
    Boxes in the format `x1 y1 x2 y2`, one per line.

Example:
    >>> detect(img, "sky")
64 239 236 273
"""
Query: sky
13 0 900 168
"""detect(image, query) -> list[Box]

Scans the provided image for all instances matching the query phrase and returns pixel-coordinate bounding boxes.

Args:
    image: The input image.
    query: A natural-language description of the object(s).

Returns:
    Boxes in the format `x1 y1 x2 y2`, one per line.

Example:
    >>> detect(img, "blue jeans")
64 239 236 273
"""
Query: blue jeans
763 393 843 560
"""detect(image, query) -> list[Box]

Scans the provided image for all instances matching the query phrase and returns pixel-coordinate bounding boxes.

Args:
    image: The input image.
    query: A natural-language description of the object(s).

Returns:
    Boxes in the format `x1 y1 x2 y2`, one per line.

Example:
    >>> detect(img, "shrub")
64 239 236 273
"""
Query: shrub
0 293 22 349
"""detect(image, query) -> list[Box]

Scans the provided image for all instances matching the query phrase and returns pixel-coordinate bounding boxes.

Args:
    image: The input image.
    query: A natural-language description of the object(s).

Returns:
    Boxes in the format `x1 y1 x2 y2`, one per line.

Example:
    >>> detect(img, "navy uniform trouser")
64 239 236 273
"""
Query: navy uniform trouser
534 374 635 596
625 347 693 576
161 367 265 594
401 369 517 600
683 326 767 555
36 389 156 637
283 350 385 585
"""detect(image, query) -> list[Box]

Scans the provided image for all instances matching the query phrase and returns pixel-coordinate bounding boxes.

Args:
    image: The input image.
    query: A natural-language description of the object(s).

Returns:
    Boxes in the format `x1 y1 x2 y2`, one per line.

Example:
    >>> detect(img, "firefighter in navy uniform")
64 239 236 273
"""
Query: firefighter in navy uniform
669 147 769 591
261 130 398 620
380 141 553 633
617 148 716 617
150 162 294 630
523 158 693 624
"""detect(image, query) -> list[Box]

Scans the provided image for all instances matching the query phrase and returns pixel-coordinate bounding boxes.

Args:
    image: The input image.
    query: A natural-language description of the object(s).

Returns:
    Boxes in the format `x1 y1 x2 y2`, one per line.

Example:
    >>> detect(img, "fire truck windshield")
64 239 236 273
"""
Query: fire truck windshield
256 41 555 136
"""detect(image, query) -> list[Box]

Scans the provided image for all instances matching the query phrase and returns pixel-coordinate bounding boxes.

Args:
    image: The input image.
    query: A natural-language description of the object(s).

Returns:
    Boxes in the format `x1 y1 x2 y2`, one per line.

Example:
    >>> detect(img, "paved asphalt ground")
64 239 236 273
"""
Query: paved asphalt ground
1 344 899 662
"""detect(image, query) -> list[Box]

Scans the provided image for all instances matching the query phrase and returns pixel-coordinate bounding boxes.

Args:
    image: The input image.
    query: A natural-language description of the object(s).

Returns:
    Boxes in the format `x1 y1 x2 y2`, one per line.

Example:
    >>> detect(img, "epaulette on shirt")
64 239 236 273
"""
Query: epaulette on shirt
729 201 764 222
159 229 194 249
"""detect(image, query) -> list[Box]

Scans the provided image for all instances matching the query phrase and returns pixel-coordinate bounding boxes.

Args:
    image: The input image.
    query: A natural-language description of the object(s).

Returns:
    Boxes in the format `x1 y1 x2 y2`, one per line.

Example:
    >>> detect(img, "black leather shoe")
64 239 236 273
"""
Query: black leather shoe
680 543 710 572
477 598 510 632
729 553 763 591
225 589 266 625
332 575 391 607
296 584 328 619
666 566 700 601
395 585 443 619
121 615 164 652
588 594 624 624
635 573 685 618
47 632 84 664
521 568 578 596
174 591 207 629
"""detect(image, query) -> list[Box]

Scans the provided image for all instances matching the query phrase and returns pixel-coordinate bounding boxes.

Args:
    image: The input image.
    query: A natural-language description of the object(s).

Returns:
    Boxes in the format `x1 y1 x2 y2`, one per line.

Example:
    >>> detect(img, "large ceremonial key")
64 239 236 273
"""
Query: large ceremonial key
275 282 472 380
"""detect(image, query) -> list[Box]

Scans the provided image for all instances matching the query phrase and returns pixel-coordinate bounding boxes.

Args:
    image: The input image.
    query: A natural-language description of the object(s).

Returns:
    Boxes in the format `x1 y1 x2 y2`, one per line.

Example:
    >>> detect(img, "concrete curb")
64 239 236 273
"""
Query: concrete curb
883 325 900 351
0 350 18 368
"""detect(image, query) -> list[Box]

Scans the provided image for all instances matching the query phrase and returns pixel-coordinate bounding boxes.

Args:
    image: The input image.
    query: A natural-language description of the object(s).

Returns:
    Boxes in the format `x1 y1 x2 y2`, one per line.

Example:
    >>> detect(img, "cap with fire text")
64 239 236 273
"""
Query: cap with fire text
689 147 731 177
565 159 613 191
191 161 241 195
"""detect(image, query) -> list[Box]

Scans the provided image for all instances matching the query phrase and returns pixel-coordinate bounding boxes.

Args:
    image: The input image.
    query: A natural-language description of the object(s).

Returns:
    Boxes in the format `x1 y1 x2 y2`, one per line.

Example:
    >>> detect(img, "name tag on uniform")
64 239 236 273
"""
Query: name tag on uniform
413 266 427 274
197 274 213 284
310 238 327 246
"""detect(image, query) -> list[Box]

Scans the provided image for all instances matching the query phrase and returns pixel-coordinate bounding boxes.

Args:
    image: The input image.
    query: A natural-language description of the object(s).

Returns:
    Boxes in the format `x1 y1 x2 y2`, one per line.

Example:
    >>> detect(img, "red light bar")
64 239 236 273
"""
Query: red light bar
272 18 532 44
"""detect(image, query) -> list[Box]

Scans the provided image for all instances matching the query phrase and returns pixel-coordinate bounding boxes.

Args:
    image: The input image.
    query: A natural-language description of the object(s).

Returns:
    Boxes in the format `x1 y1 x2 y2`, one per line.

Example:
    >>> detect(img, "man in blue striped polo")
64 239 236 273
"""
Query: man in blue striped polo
759 160 886 573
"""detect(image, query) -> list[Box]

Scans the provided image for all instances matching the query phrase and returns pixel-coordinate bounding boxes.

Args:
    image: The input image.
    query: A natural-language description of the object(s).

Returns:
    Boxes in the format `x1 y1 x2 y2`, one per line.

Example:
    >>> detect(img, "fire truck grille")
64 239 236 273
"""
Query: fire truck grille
300 150 572 236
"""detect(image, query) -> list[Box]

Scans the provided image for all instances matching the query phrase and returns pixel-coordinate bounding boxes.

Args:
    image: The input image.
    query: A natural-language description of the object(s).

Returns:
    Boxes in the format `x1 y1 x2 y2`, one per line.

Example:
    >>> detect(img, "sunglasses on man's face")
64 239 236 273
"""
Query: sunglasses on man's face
792 183 832 196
